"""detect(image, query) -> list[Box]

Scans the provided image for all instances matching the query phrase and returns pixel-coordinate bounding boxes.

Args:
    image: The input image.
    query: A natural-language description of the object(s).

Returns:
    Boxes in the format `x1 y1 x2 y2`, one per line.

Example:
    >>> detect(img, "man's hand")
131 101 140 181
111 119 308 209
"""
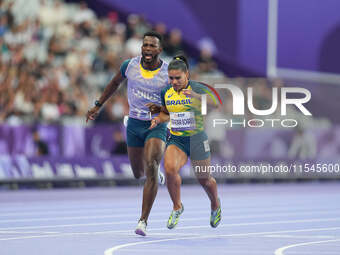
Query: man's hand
149 117 160 130
86 106 100 123
145 103 161 114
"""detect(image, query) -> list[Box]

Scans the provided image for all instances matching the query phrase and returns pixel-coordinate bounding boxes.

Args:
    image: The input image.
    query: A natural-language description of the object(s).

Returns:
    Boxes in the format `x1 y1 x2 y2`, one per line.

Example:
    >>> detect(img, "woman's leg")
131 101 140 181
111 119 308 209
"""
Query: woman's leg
164 145 188 210
192 157 219 210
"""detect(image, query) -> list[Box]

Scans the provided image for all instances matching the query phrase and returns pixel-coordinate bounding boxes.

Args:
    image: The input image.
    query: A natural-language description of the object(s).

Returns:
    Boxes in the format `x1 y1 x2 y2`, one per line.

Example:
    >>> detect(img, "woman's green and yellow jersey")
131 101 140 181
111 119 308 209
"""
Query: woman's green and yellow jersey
161 81 207 136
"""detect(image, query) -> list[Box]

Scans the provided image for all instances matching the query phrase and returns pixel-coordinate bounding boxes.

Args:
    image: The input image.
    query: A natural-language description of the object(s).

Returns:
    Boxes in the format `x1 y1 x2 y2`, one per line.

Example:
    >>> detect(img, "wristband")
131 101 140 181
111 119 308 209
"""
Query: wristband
95 100 103 107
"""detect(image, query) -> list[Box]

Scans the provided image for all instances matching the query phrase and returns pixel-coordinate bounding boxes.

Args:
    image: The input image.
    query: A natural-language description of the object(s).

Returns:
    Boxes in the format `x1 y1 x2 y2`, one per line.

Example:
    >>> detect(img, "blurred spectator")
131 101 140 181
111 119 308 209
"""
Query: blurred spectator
95 95 128 124
32 128 49 156
1 0 14 28
125 32 142 58
197 47 217 73
73 1 95 25
0 13 8 36
204 107 234 158
319 128 340 159
154 22 167 39
163 28 184 57
111 130 127 155
95 101 115 123
288 127 317 159
125 14 150 40
125 14 138 40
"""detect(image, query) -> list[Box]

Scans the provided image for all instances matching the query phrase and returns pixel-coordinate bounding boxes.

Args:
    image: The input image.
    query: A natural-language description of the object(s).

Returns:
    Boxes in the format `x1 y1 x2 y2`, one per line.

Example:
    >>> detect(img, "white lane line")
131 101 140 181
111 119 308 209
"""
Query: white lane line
155 217 340 231
1 199 338 215
142 232 200 236
0 208 257 223
0 231 59 234
0 208 231 222
117 250 338 254
103 227 340 255
1 219 340 242
1 210 340 231
1 208 339 224
0 208 125 217
113 248 168 253
0 214 127 223
0 203 332 216
263 234 338 239
0 205 324 217
2 205 338 218
104 238 196 255
0 202 238 214
274 239 340 255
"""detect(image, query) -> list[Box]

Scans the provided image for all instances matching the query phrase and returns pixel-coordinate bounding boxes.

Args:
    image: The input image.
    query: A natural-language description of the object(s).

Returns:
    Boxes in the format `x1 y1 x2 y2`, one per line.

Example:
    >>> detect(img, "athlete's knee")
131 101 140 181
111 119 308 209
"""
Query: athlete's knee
144 145 163 167
145 167 158 185
145 158 159 170
164 161 177 176
145 159 159 178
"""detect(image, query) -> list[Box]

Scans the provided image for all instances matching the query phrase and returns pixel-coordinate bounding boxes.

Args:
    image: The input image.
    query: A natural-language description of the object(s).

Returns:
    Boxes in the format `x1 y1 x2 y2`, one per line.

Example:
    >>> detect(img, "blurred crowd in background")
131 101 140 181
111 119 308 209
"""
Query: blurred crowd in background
0 0 226 126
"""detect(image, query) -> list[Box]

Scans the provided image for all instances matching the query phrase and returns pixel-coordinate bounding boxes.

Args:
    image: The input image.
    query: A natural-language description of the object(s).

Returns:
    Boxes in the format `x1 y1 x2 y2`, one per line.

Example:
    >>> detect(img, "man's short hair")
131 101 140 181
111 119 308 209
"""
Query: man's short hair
143 31 163 46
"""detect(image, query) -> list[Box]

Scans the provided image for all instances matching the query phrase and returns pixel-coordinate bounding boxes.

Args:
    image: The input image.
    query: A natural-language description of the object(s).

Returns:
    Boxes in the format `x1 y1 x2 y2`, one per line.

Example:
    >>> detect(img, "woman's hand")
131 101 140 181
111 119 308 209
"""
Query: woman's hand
182 89 200 99
149 117 161 130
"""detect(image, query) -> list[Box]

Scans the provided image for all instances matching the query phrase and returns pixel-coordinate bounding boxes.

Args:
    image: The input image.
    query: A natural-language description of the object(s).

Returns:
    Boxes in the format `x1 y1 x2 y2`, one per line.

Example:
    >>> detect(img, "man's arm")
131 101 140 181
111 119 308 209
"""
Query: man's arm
98 72 125 106
86 72 125 122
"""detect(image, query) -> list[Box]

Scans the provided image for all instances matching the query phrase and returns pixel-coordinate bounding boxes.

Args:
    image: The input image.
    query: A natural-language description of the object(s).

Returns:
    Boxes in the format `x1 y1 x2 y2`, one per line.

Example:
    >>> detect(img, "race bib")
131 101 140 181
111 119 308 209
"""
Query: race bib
170 112 196 131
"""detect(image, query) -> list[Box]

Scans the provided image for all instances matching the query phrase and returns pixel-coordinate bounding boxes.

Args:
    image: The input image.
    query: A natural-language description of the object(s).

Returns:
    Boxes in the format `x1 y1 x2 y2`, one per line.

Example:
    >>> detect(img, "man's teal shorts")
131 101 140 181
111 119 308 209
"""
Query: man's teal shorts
126 117 167 147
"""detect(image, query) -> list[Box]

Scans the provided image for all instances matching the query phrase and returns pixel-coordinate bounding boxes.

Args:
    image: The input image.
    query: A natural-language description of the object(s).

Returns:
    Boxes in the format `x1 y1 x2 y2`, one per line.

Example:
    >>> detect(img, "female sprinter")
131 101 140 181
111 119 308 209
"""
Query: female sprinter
149 55 221 229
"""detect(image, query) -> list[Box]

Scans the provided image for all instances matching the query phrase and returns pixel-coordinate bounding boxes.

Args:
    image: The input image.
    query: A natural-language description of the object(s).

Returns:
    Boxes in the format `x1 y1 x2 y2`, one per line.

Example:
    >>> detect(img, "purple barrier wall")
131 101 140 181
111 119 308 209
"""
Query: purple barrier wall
0 155 132 180
1 124 340 180
0 124 124 157
1 155 339 180
1 124 340 159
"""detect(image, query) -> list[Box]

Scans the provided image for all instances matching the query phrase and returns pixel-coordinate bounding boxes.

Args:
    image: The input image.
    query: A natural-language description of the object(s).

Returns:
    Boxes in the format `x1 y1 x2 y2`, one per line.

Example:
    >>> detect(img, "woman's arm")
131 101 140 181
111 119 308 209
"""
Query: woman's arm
182 89 219 108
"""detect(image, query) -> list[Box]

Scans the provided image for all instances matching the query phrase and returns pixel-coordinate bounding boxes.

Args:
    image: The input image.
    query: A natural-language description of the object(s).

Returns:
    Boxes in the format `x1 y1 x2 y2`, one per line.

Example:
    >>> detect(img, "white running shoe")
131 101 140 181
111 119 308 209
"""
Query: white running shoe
135 219 147 236
158 167 165 185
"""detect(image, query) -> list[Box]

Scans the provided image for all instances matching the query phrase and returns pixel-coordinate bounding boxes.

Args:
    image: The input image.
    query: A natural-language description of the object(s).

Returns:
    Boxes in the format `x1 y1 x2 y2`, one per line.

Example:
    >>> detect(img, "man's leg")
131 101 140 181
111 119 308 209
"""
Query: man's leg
139 137 165 222
126 117 146 179
127 147 145 179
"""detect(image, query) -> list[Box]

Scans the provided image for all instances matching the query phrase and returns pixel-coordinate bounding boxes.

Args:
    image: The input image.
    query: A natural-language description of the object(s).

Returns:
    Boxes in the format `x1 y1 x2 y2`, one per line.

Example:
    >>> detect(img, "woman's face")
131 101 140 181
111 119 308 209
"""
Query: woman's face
168 69 189 92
